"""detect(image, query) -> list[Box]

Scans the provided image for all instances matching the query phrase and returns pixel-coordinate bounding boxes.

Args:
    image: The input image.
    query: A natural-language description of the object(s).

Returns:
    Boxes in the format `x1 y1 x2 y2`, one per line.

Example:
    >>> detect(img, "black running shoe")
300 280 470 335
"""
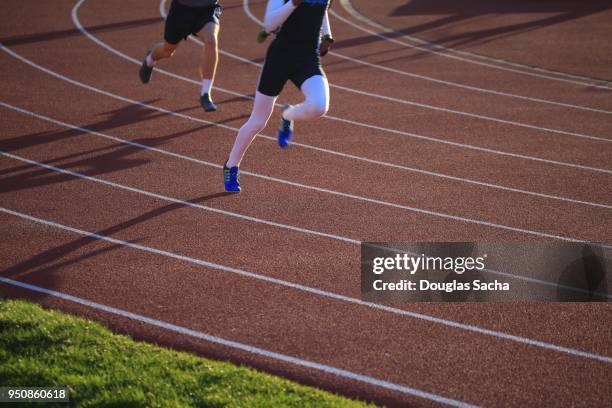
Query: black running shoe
139 51 154 84
200 93 217 112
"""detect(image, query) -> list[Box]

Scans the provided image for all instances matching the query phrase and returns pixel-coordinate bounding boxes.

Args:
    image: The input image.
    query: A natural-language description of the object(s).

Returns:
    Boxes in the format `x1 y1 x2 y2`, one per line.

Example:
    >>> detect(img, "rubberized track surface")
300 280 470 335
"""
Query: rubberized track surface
1 0 611 406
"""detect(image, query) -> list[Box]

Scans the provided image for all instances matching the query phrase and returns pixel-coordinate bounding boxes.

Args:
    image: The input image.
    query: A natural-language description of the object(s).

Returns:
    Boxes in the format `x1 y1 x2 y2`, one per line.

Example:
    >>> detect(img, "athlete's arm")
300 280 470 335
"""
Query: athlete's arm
321 10 332 37
264 0 302 33
319 10 334 56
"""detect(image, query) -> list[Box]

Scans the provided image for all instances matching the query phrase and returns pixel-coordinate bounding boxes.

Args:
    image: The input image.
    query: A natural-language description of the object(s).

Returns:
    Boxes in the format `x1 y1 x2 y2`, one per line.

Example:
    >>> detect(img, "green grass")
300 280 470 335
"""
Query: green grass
0 299 372 407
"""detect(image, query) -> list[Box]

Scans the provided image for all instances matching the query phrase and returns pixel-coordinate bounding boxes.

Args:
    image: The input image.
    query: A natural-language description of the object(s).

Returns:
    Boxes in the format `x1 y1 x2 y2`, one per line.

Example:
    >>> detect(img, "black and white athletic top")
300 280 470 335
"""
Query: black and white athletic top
275 0 330 51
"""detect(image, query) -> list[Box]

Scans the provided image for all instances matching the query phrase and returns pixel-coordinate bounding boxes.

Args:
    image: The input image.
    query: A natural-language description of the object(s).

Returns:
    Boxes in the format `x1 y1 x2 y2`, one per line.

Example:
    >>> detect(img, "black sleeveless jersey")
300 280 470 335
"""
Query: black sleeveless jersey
275 0 330 52
177 0 217 7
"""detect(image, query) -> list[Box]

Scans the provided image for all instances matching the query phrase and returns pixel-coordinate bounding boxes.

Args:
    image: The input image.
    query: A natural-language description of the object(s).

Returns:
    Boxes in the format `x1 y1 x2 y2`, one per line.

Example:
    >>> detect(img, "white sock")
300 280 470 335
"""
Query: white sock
201 79 213 96
145 53 156 67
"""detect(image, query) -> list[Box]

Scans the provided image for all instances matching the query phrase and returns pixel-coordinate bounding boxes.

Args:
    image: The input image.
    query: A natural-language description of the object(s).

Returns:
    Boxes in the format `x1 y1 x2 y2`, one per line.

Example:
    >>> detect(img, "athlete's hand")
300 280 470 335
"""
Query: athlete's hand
319 35 334 56
257 30 270 43
292 0 303 6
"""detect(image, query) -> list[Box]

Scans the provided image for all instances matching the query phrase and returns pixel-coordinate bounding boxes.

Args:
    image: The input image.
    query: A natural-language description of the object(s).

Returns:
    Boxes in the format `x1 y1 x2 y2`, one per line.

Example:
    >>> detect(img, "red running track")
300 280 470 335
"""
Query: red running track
1 0 611 406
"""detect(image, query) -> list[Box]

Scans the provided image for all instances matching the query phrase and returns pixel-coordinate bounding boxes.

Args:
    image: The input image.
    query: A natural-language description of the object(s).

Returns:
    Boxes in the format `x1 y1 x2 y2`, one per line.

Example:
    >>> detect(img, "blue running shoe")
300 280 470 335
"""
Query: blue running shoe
277 104 294 148
223 161 241 193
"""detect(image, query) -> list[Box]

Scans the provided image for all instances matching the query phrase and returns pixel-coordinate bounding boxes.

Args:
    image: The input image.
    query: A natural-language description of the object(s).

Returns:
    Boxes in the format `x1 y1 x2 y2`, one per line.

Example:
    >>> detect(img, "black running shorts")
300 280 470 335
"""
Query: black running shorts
257 40 324 97
164 0 221 45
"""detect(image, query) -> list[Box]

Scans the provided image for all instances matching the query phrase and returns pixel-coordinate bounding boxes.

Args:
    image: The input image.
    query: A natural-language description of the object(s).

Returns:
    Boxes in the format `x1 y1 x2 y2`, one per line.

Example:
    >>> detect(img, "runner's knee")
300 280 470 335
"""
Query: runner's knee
243 117 268 134
306 99 328 118
202 31 217 47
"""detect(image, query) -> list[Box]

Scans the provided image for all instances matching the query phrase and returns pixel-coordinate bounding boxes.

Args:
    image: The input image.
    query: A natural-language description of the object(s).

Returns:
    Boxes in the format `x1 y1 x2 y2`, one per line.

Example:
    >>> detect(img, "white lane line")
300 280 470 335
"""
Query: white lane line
323 5 612 116
0 148 357 245
3 44 611 243
4 141 611 248
4 100 610 211
340 0 612 91
71 3 612 174
5 101 612 299
0 277 474 408
326 81 612 144
1 206 611 366
327 47 612 117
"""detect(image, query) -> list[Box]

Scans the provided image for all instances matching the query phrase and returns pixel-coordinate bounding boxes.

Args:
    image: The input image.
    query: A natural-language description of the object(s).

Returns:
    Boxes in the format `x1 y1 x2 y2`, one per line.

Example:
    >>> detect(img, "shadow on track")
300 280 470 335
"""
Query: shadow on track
0 101 248 187
557 245 610 301
0 17 162 47
332 0 611 67
0 192 234 302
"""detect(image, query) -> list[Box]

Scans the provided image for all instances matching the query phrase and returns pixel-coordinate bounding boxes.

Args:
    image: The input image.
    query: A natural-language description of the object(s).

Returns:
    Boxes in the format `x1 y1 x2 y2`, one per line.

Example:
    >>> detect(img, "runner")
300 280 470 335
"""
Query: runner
223 0 334 192
139 0 222 112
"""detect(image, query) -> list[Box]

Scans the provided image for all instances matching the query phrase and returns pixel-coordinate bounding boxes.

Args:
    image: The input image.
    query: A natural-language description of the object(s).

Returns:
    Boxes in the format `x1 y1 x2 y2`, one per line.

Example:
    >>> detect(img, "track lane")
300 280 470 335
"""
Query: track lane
5 100 612 306
0 211 475 408
1 102 611 357
1 0 612 406
2 206 612 407
2 53 605 250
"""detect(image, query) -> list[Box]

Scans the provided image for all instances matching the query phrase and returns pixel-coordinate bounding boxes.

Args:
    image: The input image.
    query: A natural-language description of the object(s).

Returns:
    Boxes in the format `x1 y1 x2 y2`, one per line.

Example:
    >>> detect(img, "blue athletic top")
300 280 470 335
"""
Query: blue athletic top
275 0 330 52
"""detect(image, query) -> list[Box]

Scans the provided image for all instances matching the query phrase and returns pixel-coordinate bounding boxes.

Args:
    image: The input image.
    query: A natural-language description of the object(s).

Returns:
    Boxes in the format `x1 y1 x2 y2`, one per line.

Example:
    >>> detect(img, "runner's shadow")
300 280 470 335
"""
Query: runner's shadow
333 0 610 66
1 102 248 190
0 17 162 47
0 99 224 156
556 245 610 301
2 101 245 170
0 99 163 153
391 0 611 54
0 144 151 193
1 192 234 302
